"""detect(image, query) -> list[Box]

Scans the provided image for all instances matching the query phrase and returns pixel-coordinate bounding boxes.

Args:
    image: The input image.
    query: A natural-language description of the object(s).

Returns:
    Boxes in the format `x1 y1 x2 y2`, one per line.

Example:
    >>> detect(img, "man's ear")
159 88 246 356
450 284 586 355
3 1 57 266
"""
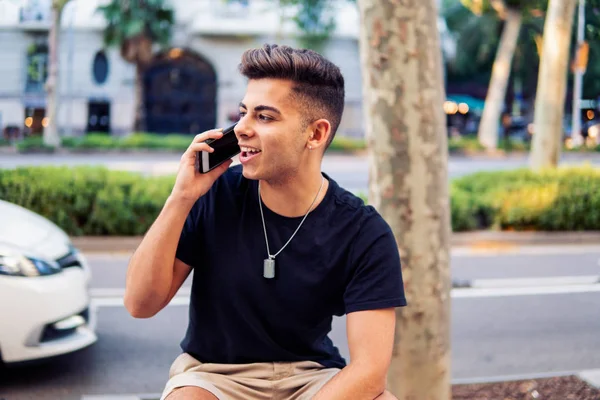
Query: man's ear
306 119 331 151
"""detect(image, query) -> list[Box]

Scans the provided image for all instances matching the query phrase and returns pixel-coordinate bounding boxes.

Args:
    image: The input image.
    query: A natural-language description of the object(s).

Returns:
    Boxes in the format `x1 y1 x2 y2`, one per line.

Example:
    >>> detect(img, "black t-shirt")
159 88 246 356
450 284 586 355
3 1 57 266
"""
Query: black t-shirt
176 165 406 369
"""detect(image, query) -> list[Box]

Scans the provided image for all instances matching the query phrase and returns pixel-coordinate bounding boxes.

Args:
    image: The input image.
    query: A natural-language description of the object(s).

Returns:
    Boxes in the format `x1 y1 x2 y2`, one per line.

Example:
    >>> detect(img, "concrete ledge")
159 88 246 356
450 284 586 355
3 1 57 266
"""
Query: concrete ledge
71 231 600 253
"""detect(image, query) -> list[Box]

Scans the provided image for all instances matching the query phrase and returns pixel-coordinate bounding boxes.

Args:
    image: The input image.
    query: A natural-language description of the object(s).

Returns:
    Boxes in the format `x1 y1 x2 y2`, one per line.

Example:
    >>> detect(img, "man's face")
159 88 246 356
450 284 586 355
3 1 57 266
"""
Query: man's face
235 78 310 183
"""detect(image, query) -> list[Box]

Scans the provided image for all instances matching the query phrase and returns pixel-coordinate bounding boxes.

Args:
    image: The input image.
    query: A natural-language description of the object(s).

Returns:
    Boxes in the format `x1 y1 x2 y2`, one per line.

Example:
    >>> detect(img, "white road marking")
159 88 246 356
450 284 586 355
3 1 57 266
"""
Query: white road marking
579 369 600 389
470 275 600 288
82 245 600 259
91 281 600 308
452 283 600 298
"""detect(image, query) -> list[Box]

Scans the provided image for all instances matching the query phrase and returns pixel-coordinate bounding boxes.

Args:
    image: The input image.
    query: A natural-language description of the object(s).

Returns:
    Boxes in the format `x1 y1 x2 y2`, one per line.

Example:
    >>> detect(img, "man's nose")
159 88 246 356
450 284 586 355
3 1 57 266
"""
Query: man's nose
234 115 254 139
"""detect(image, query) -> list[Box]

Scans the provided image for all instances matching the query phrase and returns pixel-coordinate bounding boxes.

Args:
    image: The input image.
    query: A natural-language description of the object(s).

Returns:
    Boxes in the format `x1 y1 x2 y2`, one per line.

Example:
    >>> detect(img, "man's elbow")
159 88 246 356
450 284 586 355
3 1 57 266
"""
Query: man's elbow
123 292 162 319
354 363 388 398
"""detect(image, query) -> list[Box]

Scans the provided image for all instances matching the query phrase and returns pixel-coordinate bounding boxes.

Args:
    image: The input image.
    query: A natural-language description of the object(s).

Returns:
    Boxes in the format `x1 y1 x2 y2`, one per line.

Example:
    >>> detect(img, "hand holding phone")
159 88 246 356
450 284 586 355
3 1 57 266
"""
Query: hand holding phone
195 123 240 174
170 128 234 203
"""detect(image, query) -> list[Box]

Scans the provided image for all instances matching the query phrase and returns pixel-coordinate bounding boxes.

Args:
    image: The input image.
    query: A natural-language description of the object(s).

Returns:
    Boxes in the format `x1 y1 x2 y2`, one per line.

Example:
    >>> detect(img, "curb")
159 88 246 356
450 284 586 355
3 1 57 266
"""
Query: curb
71 231 600 253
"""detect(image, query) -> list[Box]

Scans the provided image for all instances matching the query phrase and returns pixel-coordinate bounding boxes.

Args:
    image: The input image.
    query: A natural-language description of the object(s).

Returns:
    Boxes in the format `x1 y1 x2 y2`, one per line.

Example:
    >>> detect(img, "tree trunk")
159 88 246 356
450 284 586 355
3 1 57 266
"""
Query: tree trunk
133 63 146 132
44 2 66 147
477 9 522 150
357 0 451 399
529 0 577 170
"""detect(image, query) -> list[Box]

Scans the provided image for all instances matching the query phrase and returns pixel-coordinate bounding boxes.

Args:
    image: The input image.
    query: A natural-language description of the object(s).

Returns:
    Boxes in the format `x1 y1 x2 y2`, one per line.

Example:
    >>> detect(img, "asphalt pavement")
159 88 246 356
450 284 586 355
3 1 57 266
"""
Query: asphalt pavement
1 245 600 400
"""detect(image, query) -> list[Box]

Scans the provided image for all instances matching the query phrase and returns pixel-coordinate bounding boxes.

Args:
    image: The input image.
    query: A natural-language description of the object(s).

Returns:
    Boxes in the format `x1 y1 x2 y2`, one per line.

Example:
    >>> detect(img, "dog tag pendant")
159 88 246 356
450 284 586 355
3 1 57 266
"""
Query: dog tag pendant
263 257 275 279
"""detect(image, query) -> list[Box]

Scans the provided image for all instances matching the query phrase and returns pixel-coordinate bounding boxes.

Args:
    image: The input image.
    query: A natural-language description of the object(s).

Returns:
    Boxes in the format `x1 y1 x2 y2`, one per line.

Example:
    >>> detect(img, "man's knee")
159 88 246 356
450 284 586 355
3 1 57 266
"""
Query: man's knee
165 386 219 400
375 390 398 400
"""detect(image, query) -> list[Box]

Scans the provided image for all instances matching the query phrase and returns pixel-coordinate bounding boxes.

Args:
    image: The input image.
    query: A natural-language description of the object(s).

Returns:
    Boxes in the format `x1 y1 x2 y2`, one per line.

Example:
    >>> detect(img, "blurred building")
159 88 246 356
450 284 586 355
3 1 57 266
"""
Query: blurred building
0 0 455 138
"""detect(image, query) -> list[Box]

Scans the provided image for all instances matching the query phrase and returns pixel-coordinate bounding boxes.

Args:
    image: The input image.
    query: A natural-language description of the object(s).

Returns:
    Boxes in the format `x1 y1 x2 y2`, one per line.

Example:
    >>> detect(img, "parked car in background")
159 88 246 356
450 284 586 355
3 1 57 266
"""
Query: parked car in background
0 199 97 364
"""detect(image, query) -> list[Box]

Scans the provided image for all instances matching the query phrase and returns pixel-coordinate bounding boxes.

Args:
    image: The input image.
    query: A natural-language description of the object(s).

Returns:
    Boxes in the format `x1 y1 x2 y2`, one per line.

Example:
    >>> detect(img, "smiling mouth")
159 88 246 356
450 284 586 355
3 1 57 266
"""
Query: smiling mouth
240 146 262 163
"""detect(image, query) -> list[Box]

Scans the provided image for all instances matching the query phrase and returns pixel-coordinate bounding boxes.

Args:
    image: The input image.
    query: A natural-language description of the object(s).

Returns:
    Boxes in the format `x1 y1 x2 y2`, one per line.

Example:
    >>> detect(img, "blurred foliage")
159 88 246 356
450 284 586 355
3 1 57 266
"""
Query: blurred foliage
278 0 335 50
276 0 356 50
3 165 599 235
0 166 174 236
96 0 174 51
8 133 366 153
6 133 598 153
444 0 600 101
451 165 600 231
448 135 486 152
444 0 546 101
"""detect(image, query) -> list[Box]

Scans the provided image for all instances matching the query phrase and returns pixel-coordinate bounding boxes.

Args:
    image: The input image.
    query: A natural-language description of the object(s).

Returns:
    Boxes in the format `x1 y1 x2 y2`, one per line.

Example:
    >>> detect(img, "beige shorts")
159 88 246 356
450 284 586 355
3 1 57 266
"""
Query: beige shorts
160 352 342 400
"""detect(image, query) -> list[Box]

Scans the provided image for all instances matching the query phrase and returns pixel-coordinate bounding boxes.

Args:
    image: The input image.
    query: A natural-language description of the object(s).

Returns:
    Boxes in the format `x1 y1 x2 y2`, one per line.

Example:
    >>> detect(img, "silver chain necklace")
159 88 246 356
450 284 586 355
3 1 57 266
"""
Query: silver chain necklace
258 176 325 279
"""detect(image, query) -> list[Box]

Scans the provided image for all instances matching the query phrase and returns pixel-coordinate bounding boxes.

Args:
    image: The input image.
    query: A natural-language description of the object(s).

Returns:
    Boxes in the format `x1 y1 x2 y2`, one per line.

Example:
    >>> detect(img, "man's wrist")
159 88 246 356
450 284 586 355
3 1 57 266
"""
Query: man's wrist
166 193 197 211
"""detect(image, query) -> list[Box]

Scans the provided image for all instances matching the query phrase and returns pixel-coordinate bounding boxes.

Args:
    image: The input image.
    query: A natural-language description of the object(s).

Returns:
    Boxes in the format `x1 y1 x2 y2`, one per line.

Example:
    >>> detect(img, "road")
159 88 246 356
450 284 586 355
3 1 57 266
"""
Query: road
1 245 599 400
2 152 600 193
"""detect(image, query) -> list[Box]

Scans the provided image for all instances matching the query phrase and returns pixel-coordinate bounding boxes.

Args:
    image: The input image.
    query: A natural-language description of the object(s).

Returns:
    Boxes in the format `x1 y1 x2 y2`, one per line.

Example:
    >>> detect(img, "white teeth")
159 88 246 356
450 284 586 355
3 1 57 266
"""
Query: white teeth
241 146 261 153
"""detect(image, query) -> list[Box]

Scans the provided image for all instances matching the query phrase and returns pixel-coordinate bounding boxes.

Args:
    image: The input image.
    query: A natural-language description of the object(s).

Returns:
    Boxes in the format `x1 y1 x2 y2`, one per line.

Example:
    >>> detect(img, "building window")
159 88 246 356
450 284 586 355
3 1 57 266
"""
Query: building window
19 0 51 23
87 100 111 133
25 42 48 93
92 51 109 85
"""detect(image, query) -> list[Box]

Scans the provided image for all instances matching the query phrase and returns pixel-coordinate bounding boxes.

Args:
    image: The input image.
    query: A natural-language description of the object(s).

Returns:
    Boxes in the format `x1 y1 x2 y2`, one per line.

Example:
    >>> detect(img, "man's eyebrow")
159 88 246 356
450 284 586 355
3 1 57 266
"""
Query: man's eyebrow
238 102 282 115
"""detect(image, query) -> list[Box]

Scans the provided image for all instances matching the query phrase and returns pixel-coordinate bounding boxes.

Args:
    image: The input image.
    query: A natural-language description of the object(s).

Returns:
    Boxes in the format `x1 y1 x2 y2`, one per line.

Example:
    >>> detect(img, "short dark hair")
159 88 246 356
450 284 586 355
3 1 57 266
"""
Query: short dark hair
238 44 345 147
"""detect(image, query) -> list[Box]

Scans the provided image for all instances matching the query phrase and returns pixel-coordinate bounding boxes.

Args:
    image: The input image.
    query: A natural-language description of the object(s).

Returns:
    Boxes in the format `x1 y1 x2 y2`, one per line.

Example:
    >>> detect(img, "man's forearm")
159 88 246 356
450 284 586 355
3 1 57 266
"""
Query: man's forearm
313 362 385 400
124 195 195 317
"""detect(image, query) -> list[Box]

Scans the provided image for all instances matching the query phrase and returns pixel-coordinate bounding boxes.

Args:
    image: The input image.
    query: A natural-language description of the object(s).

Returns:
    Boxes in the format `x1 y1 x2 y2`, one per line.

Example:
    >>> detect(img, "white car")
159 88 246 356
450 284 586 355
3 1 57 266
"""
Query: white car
0 199 97 364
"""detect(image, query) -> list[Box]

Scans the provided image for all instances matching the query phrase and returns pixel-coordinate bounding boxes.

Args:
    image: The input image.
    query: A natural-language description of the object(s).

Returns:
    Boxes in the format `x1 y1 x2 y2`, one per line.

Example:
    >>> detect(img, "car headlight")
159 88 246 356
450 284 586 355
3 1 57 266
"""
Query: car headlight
0 253 62 277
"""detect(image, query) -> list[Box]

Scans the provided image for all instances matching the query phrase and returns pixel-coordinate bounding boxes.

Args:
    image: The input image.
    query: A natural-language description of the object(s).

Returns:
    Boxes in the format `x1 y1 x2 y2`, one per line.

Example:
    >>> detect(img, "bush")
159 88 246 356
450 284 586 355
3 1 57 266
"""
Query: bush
452 166 600 231
448 136 485 153
19 133 367 153
1 166 600 236
0 166 173 235
328 137 366 152
16 136 56 152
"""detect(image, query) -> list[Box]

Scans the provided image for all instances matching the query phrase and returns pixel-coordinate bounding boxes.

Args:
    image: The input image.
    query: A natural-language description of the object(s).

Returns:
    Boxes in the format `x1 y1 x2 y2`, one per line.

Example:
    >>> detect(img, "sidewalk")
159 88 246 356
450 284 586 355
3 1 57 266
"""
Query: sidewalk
71 231 600 253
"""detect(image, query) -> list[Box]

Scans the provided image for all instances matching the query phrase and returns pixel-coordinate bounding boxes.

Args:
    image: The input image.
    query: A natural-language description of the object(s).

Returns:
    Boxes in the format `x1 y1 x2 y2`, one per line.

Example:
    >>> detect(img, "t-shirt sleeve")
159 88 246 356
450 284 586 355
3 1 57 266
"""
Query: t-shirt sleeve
175 197 206 269
344 211 407 314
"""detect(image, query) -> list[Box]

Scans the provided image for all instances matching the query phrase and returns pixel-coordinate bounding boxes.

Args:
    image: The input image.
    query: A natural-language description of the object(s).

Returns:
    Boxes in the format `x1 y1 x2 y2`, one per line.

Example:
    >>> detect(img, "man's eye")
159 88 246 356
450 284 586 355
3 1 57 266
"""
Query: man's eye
259 115 272 121
238 111 247 118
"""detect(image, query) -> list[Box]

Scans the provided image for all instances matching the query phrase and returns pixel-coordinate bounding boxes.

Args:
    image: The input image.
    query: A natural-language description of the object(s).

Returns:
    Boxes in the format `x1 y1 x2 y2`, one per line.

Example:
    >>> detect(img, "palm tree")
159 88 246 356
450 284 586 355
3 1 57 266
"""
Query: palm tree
445 0 546 149
529 0 577 170
96 0 174 132
44 0 70 147
358 0 451 398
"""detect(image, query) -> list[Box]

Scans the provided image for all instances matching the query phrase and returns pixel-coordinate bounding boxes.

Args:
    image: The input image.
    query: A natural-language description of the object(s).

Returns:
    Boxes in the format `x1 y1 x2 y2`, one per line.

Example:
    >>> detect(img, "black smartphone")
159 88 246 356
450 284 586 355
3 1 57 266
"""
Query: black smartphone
195 123 240 174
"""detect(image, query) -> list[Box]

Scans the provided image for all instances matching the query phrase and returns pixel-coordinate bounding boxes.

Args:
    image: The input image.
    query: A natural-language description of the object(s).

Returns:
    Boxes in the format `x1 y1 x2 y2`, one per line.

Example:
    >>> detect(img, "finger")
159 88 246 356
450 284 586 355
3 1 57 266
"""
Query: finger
189 142 215 153
192 129 223 144
206 159 233 179
181 142 214 161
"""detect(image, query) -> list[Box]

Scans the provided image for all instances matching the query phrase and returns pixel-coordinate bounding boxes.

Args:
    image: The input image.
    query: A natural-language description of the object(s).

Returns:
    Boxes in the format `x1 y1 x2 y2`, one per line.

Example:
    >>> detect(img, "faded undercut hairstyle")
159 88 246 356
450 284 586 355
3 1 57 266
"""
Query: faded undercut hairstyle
238 44 345 148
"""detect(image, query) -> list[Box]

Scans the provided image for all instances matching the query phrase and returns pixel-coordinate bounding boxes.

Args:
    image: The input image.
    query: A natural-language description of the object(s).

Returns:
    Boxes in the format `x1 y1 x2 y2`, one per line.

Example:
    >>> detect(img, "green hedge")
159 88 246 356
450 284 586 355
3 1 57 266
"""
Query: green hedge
11 133 366 153
451 166 600 231
1 165 599 235
7 133 599 154
0 166 173 235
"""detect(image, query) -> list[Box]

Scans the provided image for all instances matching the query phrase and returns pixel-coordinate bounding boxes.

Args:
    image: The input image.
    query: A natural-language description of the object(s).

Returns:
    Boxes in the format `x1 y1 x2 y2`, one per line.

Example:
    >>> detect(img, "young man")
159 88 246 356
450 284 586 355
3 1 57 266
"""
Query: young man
124 44 406 400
